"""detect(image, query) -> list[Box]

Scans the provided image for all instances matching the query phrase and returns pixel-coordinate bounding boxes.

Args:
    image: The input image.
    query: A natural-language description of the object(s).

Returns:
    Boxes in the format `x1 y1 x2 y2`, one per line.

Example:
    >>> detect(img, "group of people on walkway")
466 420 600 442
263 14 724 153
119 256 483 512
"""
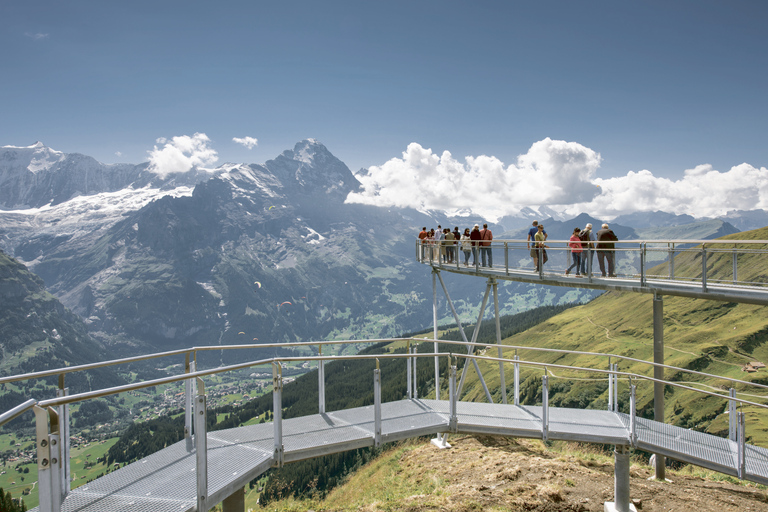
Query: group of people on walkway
528 221 619 277
420 220 620 277
418 223 494 267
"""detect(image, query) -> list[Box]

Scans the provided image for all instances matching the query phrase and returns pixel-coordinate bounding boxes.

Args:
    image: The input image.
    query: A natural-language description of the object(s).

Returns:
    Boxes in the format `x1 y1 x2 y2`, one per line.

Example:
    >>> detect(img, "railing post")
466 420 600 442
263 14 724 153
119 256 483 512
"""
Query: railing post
406 342 412 399
702 246 708 292
185 354 196 447
273 363 284 468
729 388 737 441
639 243 646 286
629 378 637 447
374 363 382 447
57 374 70 497
195 377 208 512
737 411 746 479
412 346 418 399
668 243 675 280
504 242 509 276
318 346 325 414
449 363 458 433
732 246 738 284
34 405 62 512
613 363 619 413
513 354 520 406
608 359 614 412
542 372 549 441
653 293 666 481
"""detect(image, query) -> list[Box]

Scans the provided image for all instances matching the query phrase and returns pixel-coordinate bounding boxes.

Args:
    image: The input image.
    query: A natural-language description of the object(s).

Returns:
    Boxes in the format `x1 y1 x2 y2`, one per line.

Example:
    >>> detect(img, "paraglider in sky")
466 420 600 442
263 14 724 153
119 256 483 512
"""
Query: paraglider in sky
254 281 261 289
268 206 275 210
253 337 258 341
238 332 245 335
279 301 292 307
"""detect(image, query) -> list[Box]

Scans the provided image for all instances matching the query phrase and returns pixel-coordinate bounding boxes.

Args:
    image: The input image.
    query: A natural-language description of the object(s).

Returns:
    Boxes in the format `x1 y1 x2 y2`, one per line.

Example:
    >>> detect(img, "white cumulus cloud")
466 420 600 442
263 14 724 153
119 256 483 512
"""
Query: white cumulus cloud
575 163 768 219
233 136 258 149
25 32 49 40
147 133 218 177
346 138 602 219
346 138 768 220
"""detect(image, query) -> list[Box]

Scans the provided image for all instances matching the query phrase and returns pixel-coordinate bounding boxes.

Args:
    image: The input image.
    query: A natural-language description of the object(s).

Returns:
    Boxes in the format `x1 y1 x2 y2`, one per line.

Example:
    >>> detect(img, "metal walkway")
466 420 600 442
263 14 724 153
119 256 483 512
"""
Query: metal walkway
33 398 768 512
418 238 768 305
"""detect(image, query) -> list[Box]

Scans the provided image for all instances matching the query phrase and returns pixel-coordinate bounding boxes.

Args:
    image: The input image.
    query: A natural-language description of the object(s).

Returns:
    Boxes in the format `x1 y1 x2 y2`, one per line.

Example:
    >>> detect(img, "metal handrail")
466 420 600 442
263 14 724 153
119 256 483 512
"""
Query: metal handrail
35 352 450 408
0 337 411 386
6 333 767 404
428 338 768 392
31 349 768 412
462 353 768 411
0 398 37 427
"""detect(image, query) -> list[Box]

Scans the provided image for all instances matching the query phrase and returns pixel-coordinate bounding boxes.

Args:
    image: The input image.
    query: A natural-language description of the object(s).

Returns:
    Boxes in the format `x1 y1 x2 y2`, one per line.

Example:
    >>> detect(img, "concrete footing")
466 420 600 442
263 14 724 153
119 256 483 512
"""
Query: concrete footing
431 433 451 449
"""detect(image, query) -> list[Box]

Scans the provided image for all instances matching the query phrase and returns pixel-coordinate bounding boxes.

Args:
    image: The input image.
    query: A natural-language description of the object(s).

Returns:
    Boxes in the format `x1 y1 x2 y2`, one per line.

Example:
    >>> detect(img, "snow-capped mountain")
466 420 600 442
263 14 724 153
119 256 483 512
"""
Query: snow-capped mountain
0 139 750 362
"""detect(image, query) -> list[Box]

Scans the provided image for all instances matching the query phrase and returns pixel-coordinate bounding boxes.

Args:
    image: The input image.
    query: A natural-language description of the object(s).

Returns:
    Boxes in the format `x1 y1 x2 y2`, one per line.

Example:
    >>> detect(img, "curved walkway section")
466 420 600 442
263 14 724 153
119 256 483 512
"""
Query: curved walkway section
34 398 768 512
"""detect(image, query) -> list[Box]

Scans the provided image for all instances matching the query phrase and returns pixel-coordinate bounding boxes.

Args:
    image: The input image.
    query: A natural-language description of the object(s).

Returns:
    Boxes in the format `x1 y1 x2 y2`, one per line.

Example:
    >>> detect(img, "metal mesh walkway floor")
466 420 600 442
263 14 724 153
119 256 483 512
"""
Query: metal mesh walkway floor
37 398 768 511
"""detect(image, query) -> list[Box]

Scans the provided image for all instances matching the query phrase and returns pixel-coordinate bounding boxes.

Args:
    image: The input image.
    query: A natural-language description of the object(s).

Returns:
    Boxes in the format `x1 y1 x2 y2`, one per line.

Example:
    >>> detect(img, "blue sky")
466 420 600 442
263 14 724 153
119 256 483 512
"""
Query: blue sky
3 1 767 218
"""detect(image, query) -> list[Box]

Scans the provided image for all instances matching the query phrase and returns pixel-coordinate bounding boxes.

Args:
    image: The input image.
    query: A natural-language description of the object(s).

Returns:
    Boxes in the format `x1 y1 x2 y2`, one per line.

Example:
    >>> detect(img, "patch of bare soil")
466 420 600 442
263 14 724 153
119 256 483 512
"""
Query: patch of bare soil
395 435 768 512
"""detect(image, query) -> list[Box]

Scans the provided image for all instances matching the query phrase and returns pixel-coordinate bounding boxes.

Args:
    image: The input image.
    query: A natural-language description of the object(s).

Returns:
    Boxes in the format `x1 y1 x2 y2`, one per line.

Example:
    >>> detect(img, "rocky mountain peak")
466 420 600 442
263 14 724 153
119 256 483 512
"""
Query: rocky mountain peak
266 139 361 200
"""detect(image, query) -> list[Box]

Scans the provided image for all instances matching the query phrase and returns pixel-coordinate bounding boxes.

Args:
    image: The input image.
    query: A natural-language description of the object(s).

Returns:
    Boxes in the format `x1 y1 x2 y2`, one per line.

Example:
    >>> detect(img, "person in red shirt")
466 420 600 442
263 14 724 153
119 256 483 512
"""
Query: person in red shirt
418 227 428 261
566 227 583 277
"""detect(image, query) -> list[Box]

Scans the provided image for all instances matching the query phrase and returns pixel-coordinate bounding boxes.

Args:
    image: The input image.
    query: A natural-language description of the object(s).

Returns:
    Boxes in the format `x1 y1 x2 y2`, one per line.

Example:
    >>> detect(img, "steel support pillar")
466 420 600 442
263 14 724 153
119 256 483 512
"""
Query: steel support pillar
221 487 245 512
318 346 326 414
374 367 382 447
433 270 440 400
492 279 507 404
604 445 636 512
652 294 665 481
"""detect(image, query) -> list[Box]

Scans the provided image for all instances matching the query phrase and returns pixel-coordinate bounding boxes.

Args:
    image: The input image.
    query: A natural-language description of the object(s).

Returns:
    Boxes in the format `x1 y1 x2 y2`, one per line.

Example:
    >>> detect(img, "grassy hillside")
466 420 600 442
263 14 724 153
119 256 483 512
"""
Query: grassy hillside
254 436 768 511
459 226 768 444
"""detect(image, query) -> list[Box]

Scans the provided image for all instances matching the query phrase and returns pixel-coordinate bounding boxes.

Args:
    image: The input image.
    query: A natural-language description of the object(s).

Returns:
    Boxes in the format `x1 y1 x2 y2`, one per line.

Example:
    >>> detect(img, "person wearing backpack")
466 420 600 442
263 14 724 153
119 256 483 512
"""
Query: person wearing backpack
579 223 596 276
479 223 493 268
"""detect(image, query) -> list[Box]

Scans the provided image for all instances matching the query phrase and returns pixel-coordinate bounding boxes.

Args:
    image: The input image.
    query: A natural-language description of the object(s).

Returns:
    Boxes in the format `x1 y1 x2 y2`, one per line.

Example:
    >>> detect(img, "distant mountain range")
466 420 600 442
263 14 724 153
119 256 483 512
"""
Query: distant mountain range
0 140 764 369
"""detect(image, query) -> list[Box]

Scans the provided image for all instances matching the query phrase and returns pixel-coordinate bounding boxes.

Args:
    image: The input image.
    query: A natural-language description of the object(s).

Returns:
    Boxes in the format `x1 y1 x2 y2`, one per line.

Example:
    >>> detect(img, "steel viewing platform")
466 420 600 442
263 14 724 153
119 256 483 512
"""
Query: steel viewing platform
416 237 768 305
2 236 768 512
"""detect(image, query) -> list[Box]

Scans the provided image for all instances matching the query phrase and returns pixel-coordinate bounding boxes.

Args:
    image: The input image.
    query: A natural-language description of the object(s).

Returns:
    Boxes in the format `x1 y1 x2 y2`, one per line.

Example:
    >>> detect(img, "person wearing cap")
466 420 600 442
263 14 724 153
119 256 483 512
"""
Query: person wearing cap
469 224 482 266
596 223 619 277
579 223 596 275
